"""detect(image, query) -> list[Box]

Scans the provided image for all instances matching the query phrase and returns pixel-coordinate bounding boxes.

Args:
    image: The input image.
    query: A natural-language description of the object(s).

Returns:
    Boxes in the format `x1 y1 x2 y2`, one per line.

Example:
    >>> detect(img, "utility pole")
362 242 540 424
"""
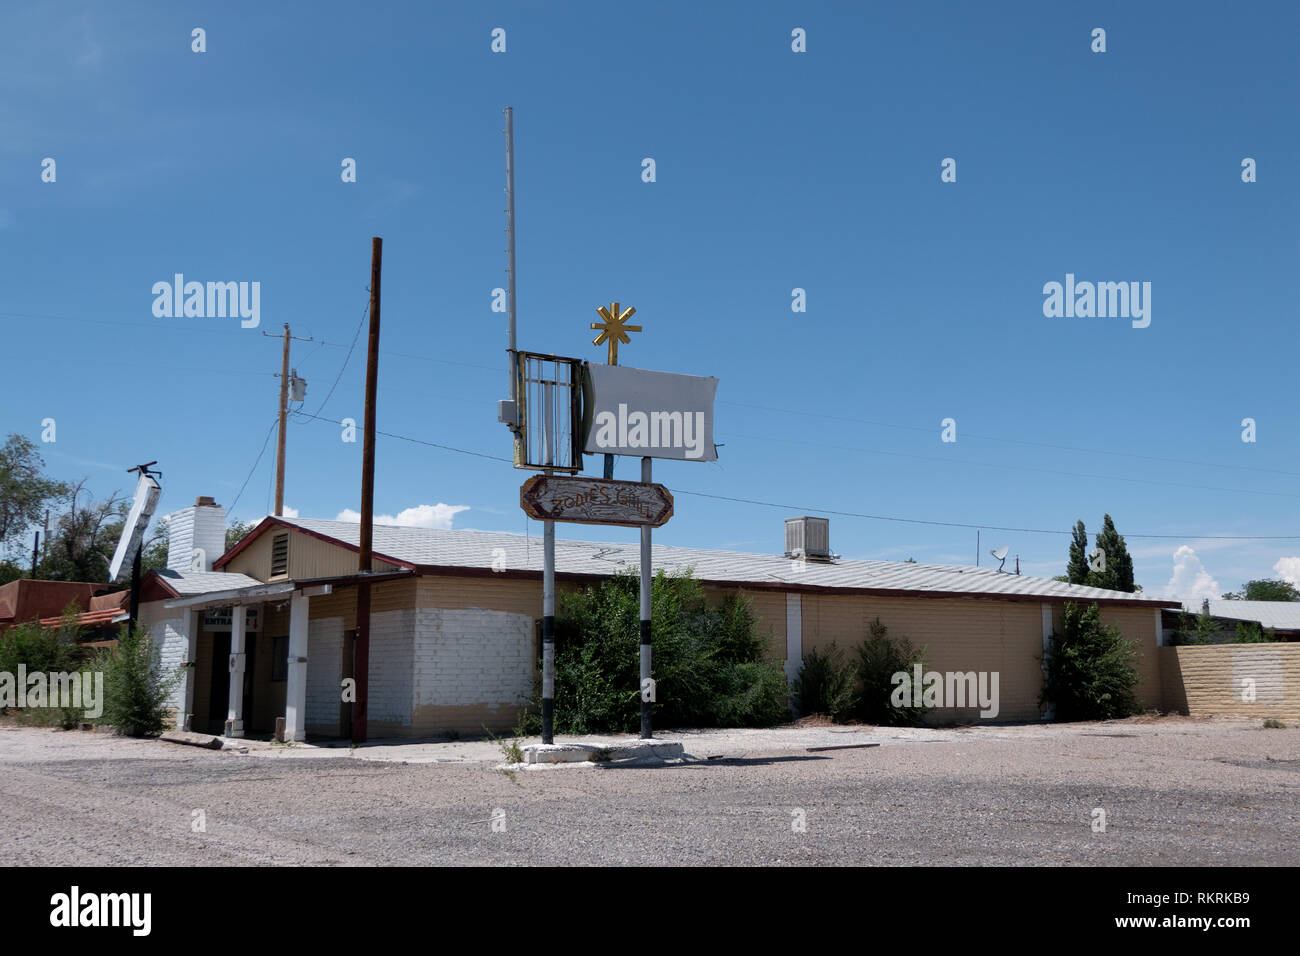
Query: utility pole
263 323 312 516
353 237 382 746
30 530 39 578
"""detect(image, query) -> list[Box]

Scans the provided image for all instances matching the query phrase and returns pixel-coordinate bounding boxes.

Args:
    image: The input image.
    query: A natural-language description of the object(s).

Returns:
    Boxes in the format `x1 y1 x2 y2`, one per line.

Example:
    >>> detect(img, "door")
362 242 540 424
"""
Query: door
208 632 230 733
243 634 256 733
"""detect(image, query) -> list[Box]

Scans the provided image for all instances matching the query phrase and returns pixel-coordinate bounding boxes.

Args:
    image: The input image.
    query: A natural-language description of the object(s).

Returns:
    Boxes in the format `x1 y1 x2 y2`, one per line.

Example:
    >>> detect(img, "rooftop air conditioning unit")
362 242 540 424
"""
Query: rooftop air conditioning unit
785 516 832 561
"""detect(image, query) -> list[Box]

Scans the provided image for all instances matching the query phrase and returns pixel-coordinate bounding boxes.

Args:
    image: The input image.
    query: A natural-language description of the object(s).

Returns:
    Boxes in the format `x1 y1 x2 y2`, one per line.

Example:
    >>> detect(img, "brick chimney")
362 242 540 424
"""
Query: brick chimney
166 496 227 572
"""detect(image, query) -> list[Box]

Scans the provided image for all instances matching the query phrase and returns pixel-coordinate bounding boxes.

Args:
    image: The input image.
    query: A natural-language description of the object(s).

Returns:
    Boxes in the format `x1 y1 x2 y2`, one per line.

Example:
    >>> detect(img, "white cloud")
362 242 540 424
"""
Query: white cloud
335 503 469 530
281 506 299 518
1273 556 1300 586
1158 545 1221 604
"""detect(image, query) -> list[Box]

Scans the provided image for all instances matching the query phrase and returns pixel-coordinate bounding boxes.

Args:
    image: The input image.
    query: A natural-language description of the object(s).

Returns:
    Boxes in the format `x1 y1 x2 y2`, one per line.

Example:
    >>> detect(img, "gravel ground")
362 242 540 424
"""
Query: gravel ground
1 717 1296 866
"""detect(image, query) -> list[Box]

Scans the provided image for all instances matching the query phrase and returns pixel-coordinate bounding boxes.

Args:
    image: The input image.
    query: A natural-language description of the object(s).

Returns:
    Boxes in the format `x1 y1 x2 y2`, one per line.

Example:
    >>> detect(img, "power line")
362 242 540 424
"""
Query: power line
718 399 1300 480
228 418 279 513
291 413 1300 541
722 430 1300 499
667 490 1300 540
296 296 370 421
14 303 1296 482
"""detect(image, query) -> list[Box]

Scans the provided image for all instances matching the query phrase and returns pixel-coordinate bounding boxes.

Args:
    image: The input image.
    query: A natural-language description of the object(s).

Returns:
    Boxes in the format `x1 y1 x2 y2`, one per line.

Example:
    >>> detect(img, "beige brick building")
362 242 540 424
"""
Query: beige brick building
137 502 1182 740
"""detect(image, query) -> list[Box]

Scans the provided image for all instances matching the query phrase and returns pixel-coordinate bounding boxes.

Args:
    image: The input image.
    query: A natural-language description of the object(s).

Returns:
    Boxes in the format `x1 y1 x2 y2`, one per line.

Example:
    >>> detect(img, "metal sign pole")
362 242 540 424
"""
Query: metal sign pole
542 516 556 744
640 455 652 739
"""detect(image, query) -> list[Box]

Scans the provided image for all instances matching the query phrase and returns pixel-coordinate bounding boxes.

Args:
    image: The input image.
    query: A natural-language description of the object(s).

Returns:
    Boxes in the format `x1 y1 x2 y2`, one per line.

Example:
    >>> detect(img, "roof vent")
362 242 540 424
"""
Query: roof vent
785 516 833 562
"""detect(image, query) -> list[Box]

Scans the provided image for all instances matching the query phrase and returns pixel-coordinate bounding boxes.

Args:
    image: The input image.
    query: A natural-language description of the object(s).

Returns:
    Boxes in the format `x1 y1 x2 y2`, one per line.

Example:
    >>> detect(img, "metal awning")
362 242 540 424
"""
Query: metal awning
163 581 299 611
161 569 412 611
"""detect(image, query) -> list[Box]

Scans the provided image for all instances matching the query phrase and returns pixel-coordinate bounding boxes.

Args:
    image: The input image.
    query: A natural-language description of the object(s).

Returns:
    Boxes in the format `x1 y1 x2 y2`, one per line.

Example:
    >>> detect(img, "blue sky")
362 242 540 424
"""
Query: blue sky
3 1 1298 601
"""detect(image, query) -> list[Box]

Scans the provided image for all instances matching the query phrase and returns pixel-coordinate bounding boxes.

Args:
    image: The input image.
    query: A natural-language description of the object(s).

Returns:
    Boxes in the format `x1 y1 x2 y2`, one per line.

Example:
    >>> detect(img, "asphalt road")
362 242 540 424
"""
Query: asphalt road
1 719 1296 866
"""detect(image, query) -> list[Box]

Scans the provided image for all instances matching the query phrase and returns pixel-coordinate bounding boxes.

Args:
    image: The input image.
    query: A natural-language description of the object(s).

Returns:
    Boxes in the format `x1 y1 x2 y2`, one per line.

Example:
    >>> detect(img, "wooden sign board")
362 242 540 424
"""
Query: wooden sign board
520 475 673 528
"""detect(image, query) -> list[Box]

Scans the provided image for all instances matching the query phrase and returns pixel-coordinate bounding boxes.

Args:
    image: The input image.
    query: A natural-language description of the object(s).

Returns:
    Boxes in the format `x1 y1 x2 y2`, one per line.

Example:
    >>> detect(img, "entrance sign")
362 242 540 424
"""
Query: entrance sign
520 475 673 528
108 472 162 582
581 364 718 462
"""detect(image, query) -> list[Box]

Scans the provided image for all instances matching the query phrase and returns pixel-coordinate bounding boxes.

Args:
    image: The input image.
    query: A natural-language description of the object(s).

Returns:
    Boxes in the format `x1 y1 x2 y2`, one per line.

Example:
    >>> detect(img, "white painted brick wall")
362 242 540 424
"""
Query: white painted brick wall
140 602 188 715
368 608 414 725
306 616 344 726
413 608 533 709
164 503 226 571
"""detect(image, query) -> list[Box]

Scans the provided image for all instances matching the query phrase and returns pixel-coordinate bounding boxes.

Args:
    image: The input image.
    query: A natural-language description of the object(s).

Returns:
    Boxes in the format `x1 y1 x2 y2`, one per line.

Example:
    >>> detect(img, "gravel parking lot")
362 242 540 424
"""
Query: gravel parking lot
1 716 1296 866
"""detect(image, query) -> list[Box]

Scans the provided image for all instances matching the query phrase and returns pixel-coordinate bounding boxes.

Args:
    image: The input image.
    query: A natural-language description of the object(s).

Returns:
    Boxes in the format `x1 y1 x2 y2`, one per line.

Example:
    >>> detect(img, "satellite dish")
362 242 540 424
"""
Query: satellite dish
989 545 1009 573
108 467 162 583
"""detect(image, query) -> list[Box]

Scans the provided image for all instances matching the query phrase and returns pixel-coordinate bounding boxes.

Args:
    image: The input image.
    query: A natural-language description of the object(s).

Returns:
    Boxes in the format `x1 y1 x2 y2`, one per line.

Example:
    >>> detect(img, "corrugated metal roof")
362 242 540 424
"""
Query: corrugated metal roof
274 517 1174 606
1185 599 1300 631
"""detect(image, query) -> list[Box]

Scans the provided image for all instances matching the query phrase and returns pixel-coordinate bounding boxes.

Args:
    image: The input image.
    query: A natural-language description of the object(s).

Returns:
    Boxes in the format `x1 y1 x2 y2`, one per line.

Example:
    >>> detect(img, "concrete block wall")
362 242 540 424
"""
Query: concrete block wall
410 607 534 734
306 616 344 730
366 608 414 726
1160 643 1300 721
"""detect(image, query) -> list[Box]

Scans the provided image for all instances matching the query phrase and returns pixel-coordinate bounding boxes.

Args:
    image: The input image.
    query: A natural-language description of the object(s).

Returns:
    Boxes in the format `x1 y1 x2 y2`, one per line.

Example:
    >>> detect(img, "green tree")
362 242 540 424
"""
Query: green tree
1222 579 1300 602
1041 602 1141 720
37 481 129 583
140 517 170 573
1066 520 1090 585
1088 514 1136 592
226 519 255 552
0 434 69 559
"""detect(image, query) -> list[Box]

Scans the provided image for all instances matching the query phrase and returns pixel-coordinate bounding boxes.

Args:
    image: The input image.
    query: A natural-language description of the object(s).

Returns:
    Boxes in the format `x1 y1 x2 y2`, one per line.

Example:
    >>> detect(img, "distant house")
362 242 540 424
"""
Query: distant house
0 579 122 636
1162 599 1300 643
135 499 1179 741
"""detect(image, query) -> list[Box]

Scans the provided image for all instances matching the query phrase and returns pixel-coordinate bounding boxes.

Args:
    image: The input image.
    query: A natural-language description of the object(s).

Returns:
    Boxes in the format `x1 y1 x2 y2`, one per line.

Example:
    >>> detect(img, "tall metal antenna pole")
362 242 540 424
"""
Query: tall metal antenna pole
504 106 518 409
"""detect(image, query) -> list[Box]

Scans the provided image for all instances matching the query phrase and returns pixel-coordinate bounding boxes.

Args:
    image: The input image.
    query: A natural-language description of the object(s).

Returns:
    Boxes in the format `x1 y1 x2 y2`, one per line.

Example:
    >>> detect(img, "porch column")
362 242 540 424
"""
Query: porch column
225 604 246 738
284 590 309 742
180 609 200 731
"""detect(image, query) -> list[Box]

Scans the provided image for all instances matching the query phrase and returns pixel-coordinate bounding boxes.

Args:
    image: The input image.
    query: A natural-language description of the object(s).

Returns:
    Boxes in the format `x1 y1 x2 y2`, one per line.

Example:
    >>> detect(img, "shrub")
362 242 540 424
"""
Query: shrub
523 570 788 735
1234 621 1274 644
1041 602 1140 721
0 610 91 728
792 620 930 726
850 617 929 726
93 623 181 737
791 644 855 721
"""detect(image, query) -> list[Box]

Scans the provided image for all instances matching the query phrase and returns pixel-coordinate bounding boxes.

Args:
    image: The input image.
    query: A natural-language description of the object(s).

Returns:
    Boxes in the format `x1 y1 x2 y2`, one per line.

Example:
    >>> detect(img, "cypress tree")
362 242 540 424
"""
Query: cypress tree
1089 513 1135 592
1067 520 1090 584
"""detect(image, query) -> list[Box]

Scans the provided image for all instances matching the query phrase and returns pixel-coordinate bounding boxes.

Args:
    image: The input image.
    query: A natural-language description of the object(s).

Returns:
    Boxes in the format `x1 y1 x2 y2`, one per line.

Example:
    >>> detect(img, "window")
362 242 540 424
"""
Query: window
270 533 289 579
271 636 289 682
